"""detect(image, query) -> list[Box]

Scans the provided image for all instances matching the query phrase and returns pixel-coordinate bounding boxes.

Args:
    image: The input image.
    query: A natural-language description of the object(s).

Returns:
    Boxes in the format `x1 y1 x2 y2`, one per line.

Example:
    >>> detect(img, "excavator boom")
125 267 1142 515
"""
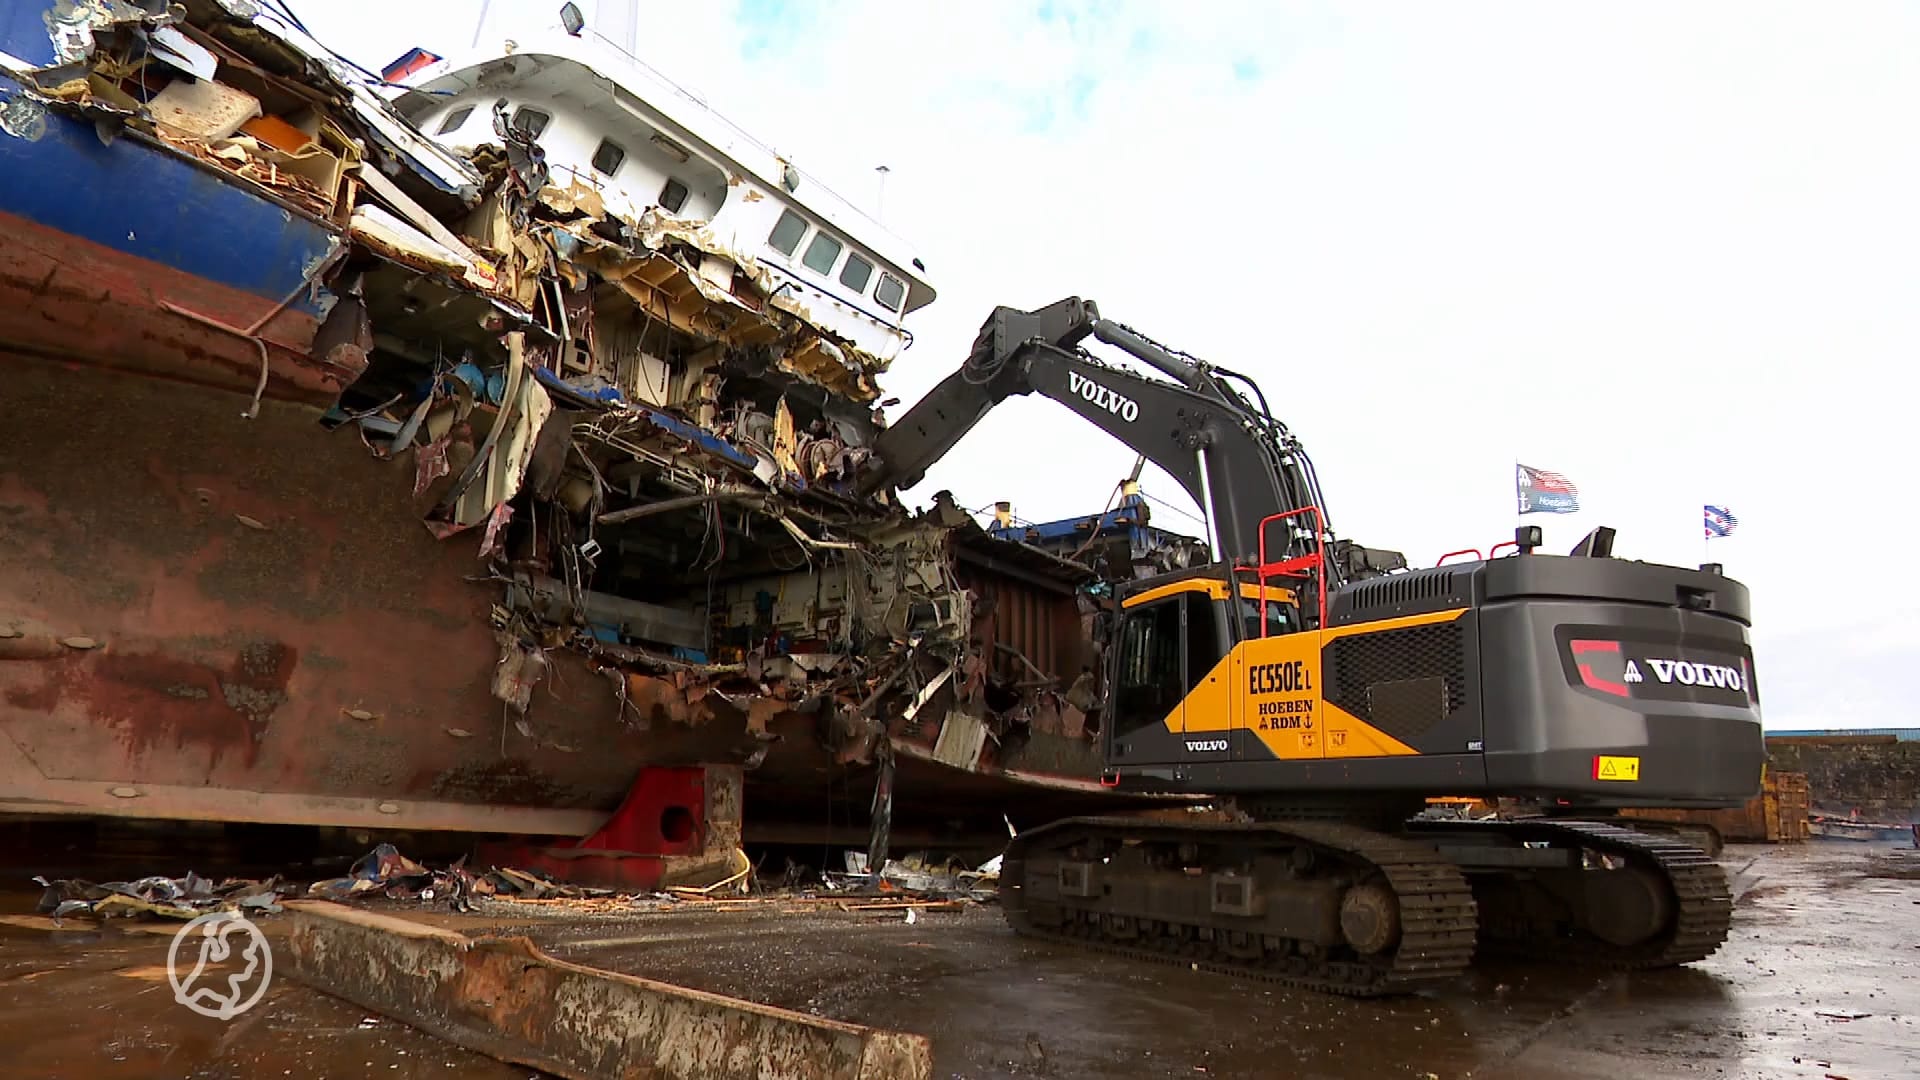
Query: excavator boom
863 297 1377 579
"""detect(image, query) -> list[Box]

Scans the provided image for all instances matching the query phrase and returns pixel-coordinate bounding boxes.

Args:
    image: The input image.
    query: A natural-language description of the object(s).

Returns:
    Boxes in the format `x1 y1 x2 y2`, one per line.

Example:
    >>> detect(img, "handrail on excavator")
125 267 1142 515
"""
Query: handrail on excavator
1256 506 1326 633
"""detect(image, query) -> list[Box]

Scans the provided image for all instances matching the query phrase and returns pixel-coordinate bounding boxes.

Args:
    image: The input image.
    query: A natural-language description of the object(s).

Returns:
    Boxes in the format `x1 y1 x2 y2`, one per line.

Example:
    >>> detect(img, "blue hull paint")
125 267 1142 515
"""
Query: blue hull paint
0 1 57 68
0 79 338 315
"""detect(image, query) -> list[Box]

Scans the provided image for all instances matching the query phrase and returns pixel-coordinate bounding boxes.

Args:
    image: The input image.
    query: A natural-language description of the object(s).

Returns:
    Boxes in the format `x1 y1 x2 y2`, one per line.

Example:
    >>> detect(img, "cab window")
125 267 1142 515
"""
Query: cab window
1112 598 1183 736
1240 596 1297 640
1185 593 1227 691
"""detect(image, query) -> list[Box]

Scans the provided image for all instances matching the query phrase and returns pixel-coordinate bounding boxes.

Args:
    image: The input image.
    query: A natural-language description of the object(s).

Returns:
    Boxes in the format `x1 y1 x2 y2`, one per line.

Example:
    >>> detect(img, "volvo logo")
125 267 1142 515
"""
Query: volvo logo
1185 739 1229 753
1638 658 1747 692
1067 371 1140 422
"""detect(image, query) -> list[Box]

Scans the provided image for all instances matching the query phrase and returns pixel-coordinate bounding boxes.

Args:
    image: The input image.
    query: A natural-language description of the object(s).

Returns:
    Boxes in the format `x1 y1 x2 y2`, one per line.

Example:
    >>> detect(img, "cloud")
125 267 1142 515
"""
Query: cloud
297 0 1920 727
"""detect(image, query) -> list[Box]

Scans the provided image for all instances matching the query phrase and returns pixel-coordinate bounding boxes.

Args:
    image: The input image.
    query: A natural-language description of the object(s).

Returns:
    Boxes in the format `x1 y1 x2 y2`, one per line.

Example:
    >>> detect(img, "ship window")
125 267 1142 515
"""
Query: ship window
839 252 873 293
592 138 626 176
659 177 690 214
874 272 906 313
801 231 843 276
767 209 807 255
436 105 474 135
511 106 551 139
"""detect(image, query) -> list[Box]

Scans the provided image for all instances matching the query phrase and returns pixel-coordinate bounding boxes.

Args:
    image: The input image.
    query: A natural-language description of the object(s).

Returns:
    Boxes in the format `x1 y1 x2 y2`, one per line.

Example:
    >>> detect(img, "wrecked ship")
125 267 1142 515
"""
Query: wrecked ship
0 0 1158 878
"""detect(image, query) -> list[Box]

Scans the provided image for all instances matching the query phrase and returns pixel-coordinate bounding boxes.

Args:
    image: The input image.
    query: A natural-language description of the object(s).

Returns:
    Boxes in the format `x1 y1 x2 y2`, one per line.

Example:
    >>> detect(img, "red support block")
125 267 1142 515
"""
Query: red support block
477 765 744 892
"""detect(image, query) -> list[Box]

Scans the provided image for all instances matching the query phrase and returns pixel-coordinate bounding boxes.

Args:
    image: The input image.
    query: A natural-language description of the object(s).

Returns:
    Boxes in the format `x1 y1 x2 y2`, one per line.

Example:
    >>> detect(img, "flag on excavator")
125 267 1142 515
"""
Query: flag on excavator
1704 505 1739 537
1516 464 1579 514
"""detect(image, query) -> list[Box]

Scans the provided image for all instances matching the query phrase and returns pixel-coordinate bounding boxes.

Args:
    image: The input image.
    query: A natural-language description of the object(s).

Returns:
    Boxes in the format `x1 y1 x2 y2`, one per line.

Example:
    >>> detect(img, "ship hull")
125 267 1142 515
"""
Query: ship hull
0 349 1134 839
0 69 1142 849
1 353 652 833
0 100 711 835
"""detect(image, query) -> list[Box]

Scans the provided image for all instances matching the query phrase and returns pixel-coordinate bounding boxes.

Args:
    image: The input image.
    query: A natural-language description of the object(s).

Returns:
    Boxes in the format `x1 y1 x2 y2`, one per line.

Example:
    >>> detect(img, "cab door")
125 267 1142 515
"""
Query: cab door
1106 590 1229 765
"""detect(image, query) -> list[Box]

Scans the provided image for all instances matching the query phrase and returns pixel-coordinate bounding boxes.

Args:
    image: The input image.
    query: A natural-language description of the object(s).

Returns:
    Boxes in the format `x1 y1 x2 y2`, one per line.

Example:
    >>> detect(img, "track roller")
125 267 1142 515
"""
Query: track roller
999 816 1477 997
1409 817 1733 969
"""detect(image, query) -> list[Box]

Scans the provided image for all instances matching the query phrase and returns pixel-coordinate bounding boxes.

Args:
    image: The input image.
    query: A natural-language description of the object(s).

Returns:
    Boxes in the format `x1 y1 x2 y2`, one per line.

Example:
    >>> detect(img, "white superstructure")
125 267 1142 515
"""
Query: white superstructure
384 2 935 363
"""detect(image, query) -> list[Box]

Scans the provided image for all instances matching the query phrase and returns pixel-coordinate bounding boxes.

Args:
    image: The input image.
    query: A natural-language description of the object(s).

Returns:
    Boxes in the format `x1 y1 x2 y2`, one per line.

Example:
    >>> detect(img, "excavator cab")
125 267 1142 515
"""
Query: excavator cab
1102 572 1302 770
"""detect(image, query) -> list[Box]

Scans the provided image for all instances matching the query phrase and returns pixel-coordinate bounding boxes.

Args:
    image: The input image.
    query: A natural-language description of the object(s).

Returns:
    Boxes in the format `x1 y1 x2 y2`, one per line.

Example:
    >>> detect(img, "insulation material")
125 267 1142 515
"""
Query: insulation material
932 710 989 771
149 26 216 81
148 77 261 141
350 204 470 275
491 636 548 712
772 399 800 478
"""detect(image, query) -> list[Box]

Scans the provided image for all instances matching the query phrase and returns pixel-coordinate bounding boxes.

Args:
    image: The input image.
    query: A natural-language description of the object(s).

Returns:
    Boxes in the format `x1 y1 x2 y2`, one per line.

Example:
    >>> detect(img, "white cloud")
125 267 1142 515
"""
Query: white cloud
297 0 1920 728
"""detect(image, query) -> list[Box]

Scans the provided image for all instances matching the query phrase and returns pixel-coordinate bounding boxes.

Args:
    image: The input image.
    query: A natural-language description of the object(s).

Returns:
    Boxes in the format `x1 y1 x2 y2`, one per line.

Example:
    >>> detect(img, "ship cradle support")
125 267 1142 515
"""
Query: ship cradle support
1000 816 1733 997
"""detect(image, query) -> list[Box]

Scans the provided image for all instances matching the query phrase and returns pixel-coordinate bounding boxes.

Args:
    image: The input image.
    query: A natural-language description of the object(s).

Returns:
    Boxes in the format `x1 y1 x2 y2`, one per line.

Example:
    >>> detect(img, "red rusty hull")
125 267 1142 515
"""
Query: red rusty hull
0 205 354 407
0 353 763 833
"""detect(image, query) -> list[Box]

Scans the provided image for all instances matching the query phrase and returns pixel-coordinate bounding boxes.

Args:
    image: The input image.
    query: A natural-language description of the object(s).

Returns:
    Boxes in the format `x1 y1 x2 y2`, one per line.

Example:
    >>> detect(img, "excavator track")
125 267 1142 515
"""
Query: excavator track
999 816 1478 998
1411 817 1733 970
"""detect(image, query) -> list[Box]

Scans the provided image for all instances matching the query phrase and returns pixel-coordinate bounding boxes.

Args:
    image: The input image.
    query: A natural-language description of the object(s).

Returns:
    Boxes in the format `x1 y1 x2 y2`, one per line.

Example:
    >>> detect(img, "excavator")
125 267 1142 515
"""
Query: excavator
859 297 1766 996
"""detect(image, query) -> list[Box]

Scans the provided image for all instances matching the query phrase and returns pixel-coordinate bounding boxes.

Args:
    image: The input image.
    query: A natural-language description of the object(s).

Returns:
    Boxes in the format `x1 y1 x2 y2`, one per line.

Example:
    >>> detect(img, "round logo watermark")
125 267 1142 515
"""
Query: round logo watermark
167 909 273 1020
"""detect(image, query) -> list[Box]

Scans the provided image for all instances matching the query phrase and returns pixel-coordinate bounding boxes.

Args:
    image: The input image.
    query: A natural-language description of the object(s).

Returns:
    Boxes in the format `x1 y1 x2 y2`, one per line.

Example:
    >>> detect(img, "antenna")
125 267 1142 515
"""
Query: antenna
471 0 492 48
874 165 891 221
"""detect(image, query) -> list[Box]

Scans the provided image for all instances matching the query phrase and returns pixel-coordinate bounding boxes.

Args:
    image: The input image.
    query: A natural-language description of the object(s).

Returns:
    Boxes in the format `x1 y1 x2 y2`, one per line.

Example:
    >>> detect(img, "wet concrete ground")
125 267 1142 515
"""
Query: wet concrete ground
1 842 1916 1079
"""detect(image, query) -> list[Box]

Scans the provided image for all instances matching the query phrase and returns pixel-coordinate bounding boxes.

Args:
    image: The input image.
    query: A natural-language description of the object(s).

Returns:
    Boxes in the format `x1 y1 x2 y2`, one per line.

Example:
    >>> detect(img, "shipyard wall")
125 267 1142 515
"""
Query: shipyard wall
1766 736 1920 820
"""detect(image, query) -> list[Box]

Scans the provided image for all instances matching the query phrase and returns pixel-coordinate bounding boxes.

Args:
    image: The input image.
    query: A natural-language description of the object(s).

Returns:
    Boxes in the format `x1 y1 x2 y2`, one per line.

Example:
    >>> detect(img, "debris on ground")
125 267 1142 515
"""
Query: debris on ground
308 843 450 902
27 840 998 925
34 872 285 920
827 850 1000 901
485 864 618 900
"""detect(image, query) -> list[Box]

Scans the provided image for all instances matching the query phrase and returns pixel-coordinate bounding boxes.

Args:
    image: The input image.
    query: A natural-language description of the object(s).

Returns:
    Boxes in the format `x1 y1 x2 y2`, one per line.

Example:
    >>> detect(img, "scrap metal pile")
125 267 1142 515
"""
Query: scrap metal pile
4 1 1108 815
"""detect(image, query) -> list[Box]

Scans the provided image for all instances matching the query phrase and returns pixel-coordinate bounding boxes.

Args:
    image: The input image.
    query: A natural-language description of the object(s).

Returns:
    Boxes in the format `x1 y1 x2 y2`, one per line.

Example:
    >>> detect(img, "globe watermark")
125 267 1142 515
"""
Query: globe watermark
167 909 274 1020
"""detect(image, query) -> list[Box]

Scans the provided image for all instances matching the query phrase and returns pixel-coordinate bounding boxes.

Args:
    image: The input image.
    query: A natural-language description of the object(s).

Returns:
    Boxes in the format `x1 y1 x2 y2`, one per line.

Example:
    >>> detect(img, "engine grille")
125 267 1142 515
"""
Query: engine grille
1347 570 1457 611
1332 568 1467 625
1325 623 1467 741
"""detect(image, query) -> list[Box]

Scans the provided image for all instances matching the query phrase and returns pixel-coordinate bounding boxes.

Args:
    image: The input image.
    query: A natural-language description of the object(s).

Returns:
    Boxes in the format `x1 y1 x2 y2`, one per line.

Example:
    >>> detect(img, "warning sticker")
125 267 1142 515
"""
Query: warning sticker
1593 755 1641 782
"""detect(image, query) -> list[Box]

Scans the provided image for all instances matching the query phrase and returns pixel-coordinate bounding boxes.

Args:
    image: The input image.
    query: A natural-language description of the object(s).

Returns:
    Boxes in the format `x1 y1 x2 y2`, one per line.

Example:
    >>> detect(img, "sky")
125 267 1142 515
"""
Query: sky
289 0 1920 730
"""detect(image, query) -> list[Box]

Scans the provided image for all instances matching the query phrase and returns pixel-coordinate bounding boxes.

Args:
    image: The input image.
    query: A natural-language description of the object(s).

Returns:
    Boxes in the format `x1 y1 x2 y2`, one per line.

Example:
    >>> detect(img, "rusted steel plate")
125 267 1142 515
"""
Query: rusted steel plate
0 357 751 826
281 900 933 1080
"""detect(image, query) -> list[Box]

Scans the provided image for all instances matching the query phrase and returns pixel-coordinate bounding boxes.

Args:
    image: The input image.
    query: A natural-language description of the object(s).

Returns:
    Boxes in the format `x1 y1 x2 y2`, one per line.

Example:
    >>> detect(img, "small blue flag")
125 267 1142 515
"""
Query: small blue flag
1704 505 1738 538
1517 464 1579 515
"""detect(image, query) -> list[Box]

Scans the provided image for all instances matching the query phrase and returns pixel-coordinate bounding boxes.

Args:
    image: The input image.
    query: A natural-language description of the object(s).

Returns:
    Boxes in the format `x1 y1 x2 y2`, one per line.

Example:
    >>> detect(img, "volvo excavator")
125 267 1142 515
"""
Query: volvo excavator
859 297 1766 996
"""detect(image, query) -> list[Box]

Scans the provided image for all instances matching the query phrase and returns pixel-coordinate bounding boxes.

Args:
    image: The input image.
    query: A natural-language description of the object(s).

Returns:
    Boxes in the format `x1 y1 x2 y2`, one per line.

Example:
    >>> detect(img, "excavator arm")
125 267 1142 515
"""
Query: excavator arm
862 297 1404 583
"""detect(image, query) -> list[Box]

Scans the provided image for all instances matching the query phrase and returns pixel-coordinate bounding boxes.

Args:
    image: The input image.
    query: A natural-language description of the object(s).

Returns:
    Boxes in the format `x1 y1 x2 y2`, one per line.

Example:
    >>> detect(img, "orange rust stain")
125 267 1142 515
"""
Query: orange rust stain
5 643 298 768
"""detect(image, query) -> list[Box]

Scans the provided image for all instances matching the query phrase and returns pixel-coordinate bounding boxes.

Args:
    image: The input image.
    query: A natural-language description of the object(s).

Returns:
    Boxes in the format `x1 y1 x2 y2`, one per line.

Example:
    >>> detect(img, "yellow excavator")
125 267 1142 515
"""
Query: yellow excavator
861 298 1765 995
